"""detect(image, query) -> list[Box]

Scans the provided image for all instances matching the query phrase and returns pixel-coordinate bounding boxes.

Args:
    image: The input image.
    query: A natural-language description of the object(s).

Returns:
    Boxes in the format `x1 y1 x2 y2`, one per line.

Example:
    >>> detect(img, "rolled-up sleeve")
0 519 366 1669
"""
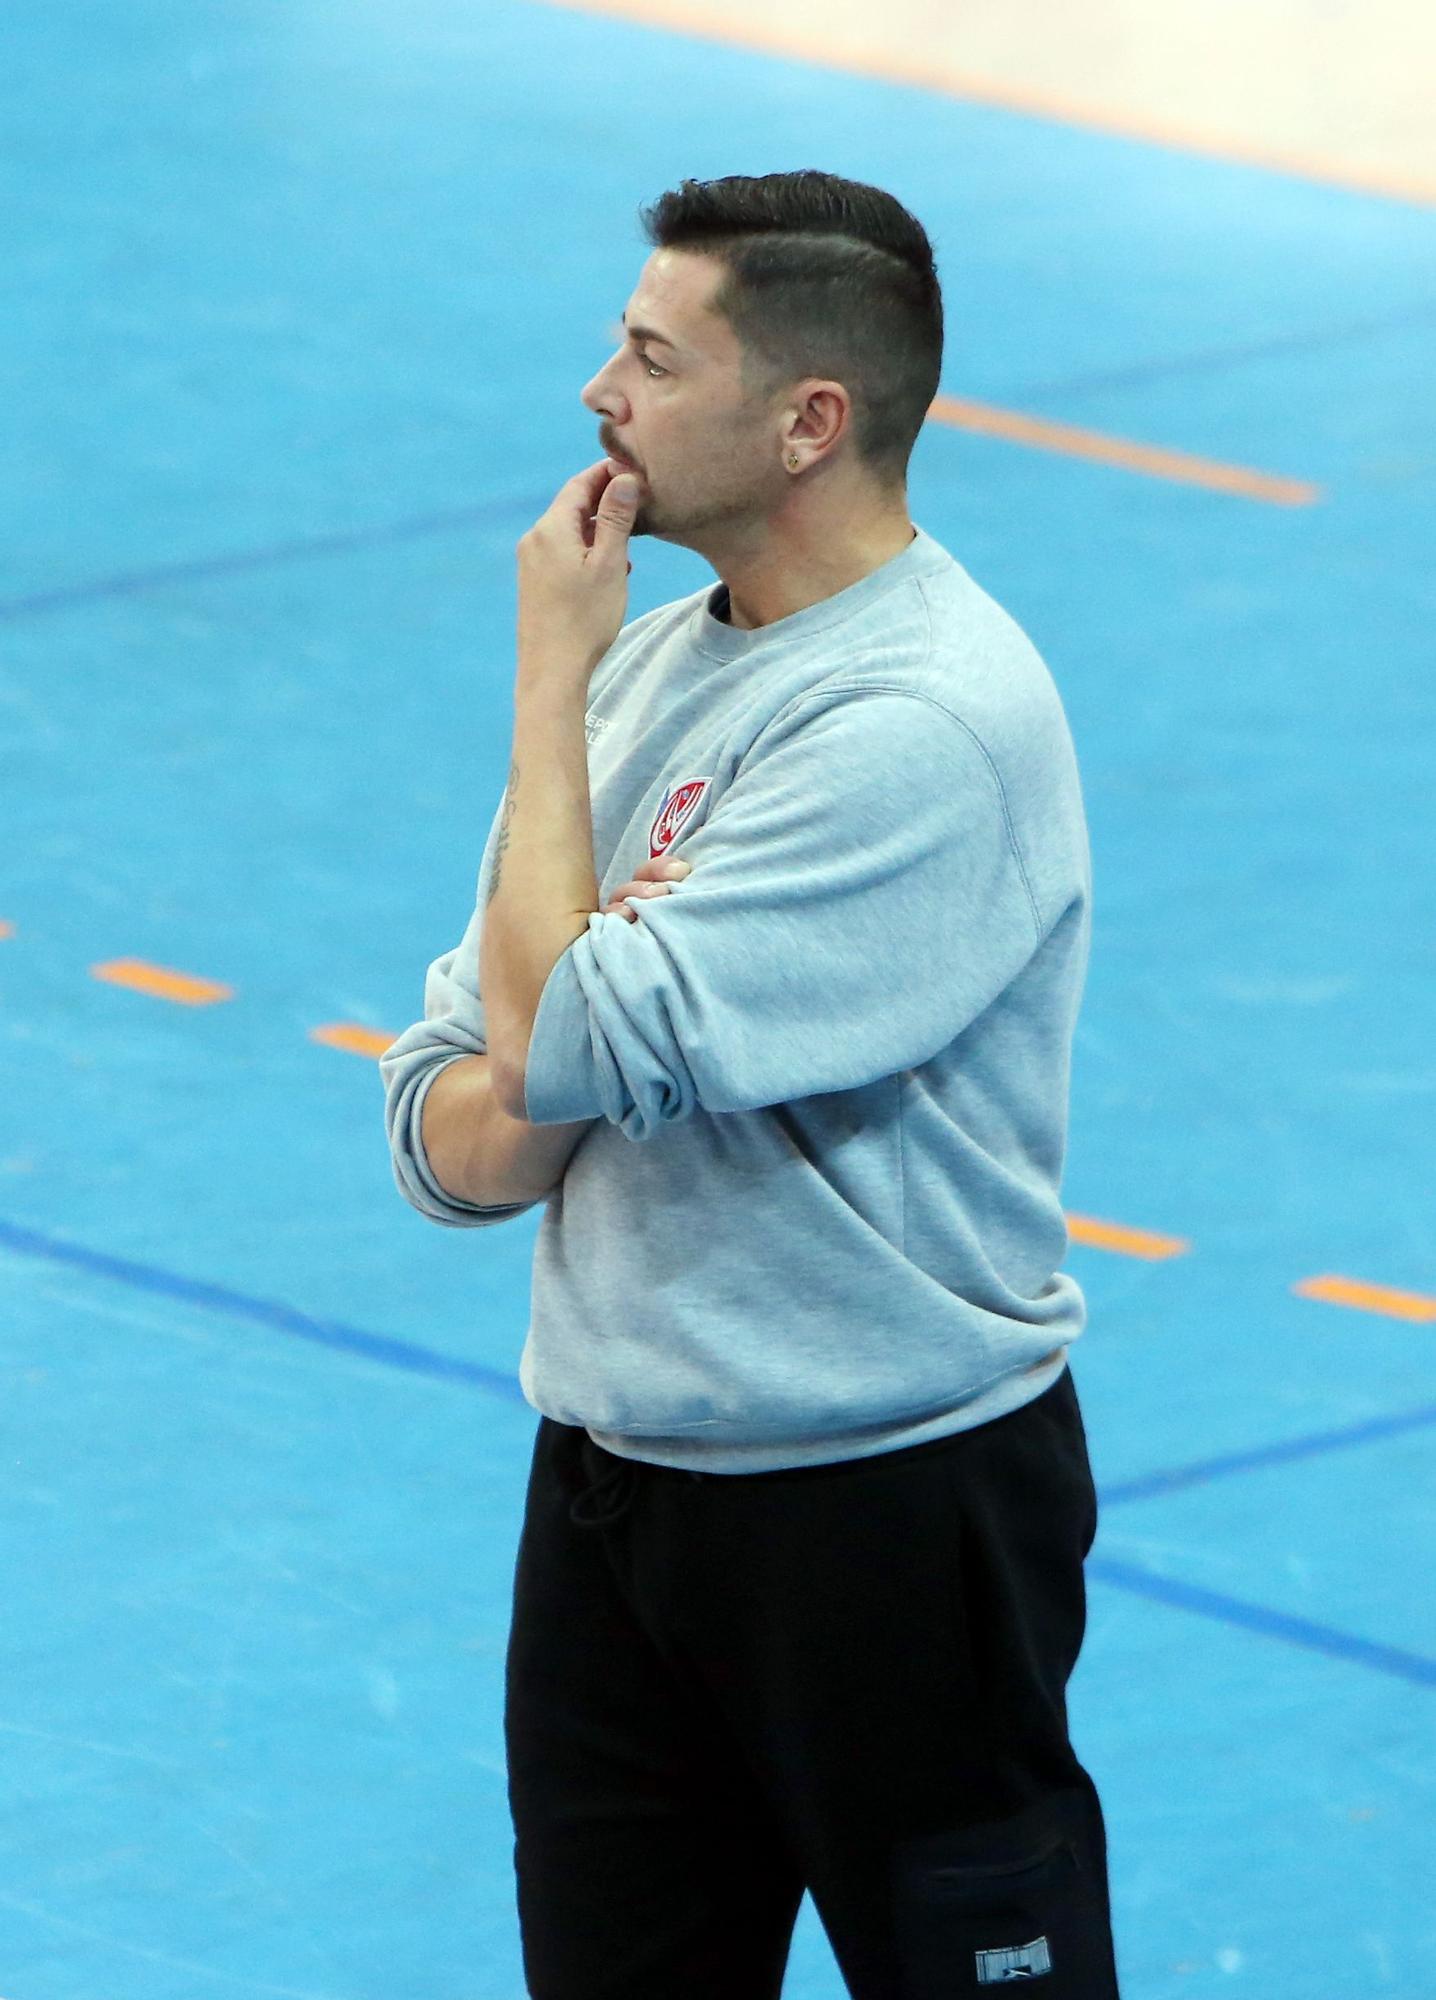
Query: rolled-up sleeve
380 879 539 1229
520 690 1043 1140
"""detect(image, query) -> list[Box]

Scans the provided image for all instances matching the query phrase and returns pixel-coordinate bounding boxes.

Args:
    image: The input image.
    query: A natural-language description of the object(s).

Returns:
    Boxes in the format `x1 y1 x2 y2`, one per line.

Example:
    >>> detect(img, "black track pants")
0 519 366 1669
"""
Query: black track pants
504 1364 1122 1997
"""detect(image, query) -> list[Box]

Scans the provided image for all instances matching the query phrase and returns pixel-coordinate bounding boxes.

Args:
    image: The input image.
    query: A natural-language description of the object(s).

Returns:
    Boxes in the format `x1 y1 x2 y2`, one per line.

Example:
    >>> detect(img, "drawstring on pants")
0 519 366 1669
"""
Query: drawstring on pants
569 1458 639 1528
567 1433 706 1529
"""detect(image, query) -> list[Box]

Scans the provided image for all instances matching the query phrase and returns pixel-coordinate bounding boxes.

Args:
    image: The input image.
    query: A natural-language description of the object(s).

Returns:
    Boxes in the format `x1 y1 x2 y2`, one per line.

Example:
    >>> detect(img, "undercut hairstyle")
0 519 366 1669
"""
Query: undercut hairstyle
638 170 944 491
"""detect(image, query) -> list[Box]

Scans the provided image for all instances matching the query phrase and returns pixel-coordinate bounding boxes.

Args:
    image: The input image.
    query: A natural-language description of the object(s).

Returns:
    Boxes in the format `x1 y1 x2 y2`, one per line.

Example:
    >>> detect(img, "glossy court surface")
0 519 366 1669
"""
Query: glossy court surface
2 1 1433 1994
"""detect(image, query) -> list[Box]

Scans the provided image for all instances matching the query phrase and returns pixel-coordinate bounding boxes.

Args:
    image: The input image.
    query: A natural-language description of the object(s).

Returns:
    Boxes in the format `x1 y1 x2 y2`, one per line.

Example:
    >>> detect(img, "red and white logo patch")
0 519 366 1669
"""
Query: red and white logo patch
649 776 711 859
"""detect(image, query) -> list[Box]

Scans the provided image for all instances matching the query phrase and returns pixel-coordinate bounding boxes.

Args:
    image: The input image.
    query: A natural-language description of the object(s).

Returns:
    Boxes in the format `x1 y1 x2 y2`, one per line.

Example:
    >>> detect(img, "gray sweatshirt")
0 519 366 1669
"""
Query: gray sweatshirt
380 524 1093 1471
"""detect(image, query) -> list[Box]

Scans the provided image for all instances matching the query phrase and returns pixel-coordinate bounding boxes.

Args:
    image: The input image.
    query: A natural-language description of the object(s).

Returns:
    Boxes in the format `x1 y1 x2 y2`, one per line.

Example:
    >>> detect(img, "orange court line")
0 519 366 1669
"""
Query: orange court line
525 0 1436 211
46 974 1436 1306
313 1022 396 1058
1293 1274 1436 1323
91 958 235 1006
1065 1213 1191 1260
926 395 1322 505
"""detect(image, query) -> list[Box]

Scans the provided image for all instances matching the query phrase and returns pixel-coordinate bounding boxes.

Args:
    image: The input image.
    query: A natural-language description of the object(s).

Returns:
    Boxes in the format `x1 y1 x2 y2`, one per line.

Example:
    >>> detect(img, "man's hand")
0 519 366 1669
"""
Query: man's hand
516 457 641 678
602 853 692 921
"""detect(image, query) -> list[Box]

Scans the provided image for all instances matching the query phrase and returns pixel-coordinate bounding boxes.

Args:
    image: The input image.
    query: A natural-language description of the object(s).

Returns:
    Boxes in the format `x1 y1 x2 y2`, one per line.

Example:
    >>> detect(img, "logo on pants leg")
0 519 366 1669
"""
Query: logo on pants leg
976 1934 1052 1982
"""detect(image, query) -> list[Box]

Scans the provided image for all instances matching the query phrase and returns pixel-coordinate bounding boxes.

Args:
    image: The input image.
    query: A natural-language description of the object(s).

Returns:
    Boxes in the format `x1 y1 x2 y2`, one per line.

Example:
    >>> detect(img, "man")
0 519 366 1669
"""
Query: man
381 170 1122 1997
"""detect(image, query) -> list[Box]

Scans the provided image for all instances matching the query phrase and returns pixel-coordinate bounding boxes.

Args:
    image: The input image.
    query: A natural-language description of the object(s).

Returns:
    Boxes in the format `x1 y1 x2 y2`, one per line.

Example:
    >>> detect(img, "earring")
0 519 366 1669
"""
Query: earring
788 453 799 468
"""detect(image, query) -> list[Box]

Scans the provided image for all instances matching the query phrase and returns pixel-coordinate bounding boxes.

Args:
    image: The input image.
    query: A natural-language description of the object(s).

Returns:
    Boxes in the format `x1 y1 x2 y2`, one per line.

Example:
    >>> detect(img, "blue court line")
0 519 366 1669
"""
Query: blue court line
1087 1556 1436 1689
0 1216 530 1405
13 289 1408 630
0 493 551 624
4 1212 1433 1484
1098 1401 1436 1507
5 1214 1434 1688
1020 295 1436 401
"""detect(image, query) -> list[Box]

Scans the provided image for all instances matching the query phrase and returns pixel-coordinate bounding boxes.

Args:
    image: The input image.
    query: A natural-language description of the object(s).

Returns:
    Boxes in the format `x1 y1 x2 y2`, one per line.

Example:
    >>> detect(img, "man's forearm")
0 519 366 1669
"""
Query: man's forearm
479 676 599 1116
421 1054 594 1207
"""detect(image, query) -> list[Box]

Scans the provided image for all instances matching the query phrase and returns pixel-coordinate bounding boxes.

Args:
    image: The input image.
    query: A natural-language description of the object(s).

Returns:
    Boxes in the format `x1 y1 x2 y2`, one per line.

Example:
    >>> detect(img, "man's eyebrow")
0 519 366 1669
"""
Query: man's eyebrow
619 308 679 353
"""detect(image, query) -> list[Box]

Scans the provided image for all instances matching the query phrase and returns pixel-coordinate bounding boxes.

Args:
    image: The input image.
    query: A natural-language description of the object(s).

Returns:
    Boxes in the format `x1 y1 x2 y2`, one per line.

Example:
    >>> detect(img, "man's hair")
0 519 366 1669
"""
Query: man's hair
637 170 943 491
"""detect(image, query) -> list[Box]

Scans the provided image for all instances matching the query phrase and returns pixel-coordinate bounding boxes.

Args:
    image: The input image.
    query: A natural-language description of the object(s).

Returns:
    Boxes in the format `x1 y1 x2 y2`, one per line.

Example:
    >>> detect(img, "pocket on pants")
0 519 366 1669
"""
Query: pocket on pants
890 1791 1115 1994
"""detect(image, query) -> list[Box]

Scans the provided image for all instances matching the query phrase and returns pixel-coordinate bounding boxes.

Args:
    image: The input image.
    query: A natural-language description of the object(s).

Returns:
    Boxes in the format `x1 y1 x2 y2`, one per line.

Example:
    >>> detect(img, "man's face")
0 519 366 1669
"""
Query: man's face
580 249 787 544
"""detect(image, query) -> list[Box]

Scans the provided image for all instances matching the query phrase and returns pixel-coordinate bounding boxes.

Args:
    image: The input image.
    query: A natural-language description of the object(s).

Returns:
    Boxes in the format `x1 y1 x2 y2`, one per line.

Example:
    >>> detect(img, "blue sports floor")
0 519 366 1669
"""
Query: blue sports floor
3 3 1434 1995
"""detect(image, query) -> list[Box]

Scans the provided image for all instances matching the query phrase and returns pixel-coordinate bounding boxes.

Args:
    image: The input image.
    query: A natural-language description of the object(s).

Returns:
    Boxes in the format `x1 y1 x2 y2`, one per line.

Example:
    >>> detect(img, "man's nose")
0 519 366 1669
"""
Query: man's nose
581 364 626 418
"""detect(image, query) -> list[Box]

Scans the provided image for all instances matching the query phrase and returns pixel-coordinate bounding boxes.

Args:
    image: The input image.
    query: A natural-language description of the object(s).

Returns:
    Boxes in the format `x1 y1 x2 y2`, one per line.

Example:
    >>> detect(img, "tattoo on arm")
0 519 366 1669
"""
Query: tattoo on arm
487 758 519 905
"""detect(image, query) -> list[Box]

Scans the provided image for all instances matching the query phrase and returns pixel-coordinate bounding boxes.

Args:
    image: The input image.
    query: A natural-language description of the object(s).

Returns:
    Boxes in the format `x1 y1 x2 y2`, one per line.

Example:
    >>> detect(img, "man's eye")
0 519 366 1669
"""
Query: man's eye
637 351 666 378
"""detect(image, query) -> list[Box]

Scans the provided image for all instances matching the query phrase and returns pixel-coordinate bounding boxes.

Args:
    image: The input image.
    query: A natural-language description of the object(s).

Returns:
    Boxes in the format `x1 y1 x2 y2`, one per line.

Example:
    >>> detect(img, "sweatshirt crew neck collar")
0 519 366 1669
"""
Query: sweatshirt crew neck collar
691 524 949 660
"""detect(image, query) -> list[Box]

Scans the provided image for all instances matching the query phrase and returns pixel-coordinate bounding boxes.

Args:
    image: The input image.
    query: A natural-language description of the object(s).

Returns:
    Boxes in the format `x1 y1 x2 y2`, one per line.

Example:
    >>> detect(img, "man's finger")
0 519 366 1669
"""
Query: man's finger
592 476 641 553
